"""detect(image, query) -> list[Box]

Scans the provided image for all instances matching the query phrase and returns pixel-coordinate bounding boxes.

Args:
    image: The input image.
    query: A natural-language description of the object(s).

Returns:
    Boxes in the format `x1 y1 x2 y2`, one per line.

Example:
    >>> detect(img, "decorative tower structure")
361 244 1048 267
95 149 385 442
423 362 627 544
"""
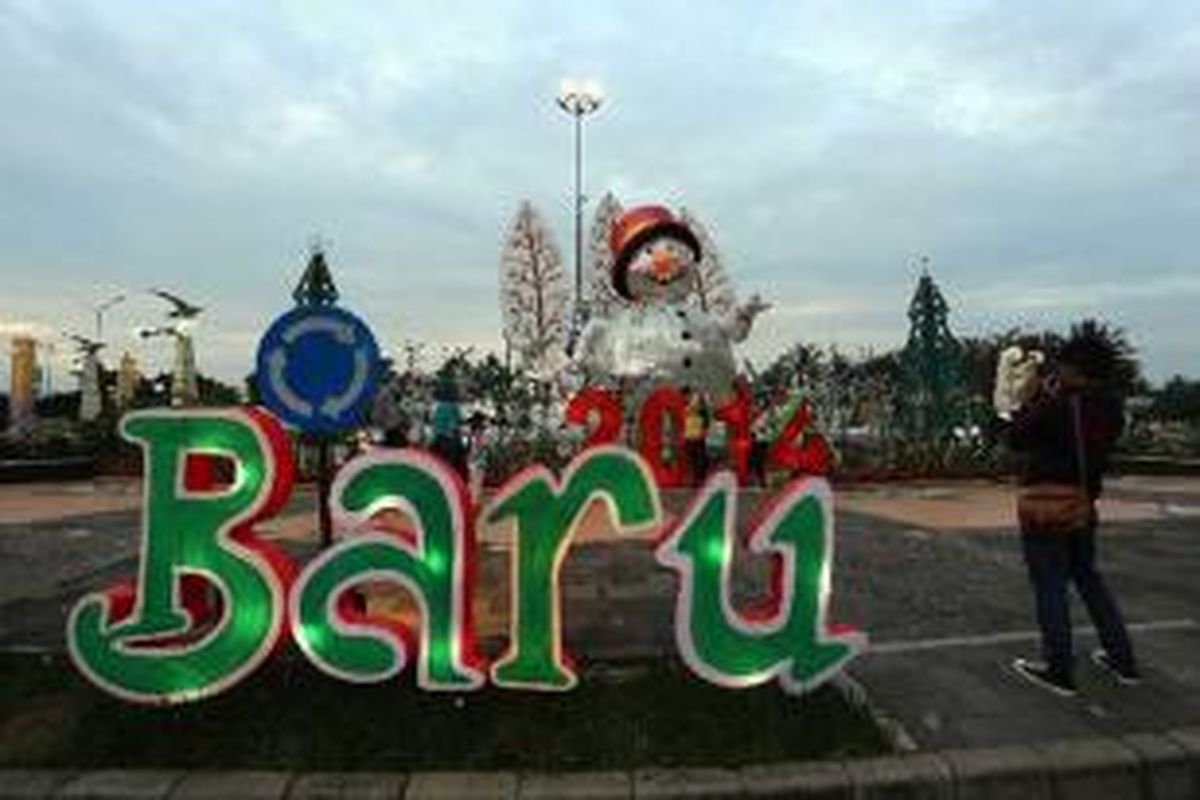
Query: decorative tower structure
293 246 340 306
78 347 103 422
899 266 966 439
117 351 140 408
9 336 37 434
171 336 198 407
146 289 204 407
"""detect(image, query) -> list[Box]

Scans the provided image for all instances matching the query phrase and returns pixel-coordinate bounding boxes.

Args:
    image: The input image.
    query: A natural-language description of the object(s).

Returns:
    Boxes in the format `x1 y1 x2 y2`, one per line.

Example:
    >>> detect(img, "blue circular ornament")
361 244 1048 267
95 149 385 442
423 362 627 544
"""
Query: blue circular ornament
255 305 381 435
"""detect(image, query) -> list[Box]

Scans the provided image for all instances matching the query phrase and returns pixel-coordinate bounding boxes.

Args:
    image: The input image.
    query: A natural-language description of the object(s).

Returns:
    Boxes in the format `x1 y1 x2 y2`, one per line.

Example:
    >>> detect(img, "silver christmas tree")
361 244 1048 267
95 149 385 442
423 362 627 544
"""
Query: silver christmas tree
679 207 737 317
499 201 568 378
584 191 625 317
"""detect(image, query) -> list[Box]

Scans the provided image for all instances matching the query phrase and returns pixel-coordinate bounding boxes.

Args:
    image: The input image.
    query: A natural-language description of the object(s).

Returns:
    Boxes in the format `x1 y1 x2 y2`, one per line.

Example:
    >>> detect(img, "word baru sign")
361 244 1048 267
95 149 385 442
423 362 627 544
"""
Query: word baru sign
66 408 866 705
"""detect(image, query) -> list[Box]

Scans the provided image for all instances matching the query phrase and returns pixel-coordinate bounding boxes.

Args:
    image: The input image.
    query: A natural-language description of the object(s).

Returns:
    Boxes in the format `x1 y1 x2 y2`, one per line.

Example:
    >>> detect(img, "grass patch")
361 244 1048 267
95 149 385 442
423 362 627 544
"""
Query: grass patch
0 652 889 771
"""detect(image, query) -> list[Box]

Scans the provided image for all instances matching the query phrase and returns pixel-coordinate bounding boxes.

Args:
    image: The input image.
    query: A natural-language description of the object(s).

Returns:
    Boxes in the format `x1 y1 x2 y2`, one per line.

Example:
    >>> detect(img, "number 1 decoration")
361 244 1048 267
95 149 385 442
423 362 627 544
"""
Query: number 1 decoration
66 407 864 704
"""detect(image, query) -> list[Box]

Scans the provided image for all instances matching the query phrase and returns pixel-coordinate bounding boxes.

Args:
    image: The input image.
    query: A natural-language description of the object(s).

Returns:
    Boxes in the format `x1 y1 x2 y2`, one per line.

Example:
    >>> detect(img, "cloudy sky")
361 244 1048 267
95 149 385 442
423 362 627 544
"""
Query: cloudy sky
1 0 1197 391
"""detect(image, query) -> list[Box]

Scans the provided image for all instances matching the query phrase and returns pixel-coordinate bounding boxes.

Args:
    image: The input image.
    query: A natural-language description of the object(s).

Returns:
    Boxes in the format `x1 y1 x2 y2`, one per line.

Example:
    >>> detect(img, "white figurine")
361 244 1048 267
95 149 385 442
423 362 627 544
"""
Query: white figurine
993 345 1045 420
576 205 769 403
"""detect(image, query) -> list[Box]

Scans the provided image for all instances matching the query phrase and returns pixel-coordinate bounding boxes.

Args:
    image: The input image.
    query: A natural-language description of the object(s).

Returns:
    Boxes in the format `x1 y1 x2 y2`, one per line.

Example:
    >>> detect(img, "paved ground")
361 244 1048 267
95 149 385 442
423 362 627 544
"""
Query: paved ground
1 475 1197 752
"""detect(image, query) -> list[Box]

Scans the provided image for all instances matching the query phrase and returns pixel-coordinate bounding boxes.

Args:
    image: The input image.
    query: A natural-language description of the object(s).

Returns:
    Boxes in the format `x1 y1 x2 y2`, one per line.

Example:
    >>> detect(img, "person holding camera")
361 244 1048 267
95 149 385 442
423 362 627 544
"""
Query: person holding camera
1004 328 1140 696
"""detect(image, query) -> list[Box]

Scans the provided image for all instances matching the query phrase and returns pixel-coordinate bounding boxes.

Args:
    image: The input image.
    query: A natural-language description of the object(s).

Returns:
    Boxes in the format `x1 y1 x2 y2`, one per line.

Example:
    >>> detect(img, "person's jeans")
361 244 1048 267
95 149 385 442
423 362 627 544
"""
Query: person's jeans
1021 528 1137 679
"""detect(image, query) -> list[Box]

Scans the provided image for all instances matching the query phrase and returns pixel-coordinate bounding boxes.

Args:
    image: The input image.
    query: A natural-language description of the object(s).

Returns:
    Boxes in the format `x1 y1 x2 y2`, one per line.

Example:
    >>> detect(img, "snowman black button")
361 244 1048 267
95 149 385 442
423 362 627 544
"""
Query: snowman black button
681 330 692 340
682 357 693 369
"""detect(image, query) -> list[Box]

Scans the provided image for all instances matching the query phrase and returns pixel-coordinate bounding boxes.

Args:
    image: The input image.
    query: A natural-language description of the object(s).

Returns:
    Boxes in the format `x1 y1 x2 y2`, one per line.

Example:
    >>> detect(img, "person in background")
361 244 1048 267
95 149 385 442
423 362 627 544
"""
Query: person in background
749 402 771 487
377 401 411 447
370 370 411 447
430 377 467 480
683 388 709 486
1007 325 1139 696
466 411 492 501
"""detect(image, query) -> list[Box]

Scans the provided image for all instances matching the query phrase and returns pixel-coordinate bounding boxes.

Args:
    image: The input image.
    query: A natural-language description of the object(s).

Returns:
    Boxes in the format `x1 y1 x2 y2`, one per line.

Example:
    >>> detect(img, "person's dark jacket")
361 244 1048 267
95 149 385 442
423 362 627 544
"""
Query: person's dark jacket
1007 387 1124 498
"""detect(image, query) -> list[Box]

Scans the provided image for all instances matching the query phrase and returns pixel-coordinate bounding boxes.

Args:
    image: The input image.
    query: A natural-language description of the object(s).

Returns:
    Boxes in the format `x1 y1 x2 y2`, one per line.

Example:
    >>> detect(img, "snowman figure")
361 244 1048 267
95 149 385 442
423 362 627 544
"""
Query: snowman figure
576 204 769 402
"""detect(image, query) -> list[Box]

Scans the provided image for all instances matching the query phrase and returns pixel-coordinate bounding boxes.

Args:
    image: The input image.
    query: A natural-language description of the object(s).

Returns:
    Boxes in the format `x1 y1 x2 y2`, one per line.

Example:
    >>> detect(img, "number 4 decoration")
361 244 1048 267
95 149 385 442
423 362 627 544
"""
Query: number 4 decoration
768 398 832 475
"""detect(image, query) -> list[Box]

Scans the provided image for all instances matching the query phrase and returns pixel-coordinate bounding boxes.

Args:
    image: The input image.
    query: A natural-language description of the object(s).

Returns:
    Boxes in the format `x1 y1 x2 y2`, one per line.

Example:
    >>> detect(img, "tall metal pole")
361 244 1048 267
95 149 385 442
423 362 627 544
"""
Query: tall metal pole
317 436 333 549
94 293 126 342
557 80 602 312
573 110 584 306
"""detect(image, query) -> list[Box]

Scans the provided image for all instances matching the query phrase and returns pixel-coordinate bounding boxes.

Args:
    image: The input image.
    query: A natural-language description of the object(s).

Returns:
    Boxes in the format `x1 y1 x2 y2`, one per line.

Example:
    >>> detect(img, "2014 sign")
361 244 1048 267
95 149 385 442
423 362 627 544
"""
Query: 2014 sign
566 385 833 487
66 407 866 705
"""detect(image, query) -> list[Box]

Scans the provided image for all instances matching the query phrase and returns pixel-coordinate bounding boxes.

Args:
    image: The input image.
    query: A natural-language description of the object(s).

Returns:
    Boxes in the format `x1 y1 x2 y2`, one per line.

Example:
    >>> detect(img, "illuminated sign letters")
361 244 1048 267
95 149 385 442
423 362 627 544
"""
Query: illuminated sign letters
67 408 865 704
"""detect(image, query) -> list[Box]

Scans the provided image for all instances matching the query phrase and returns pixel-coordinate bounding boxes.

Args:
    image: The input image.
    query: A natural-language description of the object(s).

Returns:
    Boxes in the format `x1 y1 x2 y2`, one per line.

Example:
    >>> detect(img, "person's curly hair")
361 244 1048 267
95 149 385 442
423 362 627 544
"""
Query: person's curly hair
1056 319 1137 387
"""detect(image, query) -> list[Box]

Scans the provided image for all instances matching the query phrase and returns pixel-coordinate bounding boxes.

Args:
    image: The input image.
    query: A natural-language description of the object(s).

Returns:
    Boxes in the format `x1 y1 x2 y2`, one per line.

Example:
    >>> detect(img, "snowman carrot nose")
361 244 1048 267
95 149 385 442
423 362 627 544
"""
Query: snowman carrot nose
650 248 679 282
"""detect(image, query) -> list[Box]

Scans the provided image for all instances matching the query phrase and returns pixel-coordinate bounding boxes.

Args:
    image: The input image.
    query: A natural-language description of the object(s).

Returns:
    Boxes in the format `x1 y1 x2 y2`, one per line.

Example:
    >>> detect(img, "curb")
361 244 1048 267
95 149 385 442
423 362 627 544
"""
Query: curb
2 728 1197 799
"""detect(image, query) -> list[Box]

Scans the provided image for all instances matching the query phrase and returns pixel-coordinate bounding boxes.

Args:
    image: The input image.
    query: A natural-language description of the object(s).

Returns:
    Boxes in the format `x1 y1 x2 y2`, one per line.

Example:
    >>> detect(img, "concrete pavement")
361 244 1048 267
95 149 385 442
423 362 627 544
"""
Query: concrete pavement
1 475 1198 758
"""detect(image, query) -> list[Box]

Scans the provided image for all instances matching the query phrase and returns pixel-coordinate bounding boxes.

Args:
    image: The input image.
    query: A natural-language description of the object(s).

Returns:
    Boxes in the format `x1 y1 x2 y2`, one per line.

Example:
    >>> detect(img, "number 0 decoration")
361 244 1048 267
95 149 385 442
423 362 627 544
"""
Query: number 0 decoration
66 406 864 704
637 386 688 488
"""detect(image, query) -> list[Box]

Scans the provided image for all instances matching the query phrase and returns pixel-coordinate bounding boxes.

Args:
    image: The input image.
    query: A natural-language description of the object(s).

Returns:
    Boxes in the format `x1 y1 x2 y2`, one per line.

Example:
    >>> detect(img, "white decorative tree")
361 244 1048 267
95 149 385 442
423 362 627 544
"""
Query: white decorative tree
679 207 737 316
584 191 625 316
499 201 568 378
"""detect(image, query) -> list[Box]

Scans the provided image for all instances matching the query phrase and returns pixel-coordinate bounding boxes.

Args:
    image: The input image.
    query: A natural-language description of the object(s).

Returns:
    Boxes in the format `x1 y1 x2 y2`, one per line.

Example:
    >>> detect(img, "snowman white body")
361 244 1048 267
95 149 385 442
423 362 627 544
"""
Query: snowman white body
576 228 762 402
581 303 756 400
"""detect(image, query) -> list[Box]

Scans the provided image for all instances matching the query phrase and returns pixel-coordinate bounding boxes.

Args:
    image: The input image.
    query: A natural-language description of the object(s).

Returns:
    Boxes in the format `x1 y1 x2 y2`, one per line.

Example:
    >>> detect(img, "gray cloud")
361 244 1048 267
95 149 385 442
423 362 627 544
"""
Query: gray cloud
1 0 1197 390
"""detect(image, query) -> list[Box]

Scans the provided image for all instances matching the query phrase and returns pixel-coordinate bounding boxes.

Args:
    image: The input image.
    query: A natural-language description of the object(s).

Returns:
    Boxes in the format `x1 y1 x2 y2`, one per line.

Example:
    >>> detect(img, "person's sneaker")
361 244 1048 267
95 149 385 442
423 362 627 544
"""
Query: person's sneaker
1091 649 1141 686
1012 658 1077 697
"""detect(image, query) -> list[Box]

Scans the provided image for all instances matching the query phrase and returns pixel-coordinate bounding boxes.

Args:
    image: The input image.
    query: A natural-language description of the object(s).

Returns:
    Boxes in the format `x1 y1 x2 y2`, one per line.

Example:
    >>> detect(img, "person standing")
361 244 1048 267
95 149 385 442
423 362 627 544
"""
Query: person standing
431 378 467 481
466 411 493 501
748 401 772 488
1007 326 1139 696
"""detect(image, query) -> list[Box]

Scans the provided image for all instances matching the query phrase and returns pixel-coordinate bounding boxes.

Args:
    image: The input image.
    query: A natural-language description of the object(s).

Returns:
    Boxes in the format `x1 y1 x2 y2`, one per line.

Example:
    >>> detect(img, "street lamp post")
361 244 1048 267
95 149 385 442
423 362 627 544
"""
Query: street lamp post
556 79 603 309
94 293 126 342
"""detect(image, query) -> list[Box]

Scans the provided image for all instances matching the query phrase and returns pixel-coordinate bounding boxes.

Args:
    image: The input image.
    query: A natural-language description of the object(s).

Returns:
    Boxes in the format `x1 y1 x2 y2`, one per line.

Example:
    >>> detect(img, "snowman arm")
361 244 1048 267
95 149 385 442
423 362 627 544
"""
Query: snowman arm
728 308 754 342
723 294 771 342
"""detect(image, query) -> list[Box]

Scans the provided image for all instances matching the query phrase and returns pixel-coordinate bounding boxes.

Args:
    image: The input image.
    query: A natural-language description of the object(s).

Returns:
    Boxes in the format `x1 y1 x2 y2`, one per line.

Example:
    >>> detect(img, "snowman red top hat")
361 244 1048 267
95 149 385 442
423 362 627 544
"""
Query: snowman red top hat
610 205 702 299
